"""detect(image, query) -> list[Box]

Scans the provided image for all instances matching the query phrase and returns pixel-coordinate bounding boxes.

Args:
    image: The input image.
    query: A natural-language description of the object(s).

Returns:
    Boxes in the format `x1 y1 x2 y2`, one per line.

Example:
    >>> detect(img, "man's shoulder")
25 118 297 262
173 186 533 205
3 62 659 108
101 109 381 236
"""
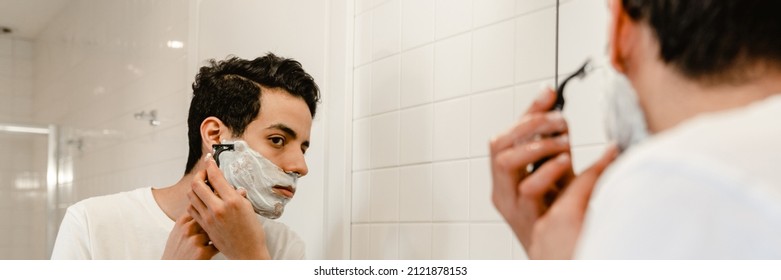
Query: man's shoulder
67 187 151 215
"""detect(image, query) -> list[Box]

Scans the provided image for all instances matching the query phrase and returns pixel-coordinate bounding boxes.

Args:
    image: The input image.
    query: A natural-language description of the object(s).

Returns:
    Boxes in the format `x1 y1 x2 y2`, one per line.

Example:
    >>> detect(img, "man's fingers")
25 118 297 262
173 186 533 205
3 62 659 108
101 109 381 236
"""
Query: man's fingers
490 112 568 156
236 187 248 198
519 153 572 201
203 155 238 199
187 188 209 216
558 144 619 208
175 213 193 225
494 134 571 175
191 169 223 209
187 205 204 227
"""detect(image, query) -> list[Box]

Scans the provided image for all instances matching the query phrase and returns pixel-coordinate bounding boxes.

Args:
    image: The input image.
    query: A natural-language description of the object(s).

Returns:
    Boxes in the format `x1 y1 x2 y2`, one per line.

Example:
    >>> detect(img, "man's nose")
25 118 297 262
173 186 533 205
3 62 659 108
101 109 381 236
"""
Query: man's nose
283 150 308 177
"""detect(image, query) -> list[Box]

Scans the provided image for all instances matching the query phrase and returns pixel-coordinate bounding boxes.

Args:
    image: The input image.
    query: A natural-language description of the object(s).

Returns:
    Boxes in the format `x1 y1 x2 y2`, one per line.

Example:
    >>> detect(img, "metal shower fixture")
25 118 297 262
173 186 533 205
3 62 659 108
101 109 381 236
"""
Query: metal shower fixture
134 110 160 126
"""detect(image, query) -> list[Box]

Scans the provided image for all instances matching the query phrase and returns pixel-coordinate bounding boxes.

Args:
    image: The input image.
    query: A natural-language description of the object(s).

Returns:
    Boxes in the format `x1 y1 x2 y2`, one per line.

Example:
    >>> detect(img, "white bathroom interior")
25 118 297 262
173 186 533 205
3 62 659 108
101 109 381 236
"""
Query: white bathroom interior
0 0 609 259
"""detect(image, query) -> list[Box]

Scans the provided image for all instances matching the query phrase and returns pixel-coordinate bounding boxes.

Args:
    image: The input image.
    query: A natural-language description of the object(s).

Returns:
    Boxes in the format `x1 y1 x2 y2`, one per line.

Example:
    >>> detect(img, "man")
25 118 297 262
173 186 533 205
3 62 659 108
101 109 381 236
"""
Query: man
491 0 781 259
51 53 320 259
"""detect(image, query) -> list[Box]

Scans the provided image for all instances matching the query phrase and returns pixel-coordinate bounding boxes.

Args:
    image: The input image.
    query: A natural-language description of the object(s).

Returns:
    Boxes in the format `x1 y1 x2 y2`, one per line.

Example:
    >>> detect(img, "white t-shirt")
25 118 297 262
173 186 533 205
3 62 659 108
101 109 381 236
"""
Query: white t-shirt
575 94 781 259
51 187 305 259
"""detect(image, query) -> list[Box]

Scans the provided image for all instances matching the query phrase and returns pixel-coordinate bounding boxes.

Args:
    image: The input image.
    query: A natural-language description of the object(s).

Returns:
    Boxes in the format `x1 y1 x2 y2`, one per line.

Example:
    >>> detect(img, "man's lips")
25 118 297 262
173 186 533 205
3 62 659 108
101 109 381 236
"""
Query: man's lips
272 185 295 198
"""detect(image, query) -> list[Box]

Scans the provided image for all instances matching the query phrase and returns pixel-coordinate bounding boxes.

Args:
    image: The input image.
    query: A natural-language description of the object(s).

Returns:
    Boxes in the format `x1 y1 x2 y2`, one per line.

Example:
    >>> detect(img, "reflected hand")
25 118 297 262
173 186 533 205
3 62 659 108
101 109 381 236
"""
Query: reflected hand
161 214 218 260
187 154 271 260
528 144 618 259
489 87 575 250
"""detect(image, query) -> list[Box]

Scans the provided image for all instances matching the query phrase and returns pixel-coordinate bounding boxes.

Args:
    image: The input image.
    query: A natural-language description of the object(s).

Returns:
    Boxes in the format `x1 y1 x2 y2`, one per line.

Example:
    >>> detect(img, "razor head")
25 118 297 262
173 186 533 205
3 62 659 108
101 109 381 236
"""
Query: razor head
211 143 235 167
553 59 593 111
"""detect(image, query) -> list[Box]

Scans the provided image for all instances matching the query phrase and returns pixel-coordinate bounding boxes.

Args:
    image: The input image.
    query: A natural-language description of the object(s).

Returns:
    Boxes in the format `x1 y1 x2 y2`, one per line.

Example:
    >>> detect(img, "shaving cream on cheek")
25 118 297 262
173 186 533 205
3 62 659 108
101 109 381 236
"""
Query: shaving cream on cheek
215 140 299 219
601 61 649 152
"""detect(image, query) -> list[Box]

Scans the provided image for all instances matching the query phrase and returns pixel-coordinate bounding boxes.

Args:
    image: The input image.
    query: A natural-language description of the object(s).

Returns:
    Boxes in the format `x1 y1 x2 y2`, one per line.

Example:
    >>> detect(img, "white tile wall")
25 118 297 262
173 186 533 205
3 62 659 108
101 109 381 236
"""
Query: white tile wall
473 0 516 27
351 0 609 260
399 105 433 164
370 168 399 222
0 57 11 77
370 112 399 168
515 7 556 84
369 224 399 259
372 0 401 60
371 56 400 115
352 171 371 223
401 0 435 50
354 12 373 67
432 160 470 222
398 223 432 259
433 34 471 101
517 0 558 15
515 81 550 116
469 157 503 221
351 224 371 259
469 223 513 259
469 88 515 157
558 0 609 74
562 70 608 146
431 223 469 259
435 0 473 39
0 37 12 56
0 37 34 123
400 45 434 108
472 21 515 93
433 98 470 161
398 164 433 222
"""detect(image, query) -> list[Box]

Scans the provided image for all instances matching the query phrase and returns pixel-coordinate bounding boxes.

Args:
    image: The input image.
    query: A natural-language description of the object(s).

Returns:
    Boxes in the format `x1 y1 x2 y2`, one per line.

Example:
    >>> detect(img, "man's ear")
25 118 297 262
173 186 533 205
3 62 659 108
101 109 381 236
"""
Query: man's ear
200 116 231 152
608 0 634 73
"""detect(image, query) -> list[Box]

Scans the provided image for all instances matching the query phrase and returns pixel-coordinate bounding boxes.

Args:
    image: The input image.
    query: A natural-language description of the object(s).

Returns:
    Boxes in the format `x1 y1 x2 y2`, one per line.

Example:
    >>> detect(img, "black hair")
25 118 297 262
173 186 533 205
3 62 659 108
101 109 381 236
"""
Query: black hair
184 53 320 174
622 0 781 83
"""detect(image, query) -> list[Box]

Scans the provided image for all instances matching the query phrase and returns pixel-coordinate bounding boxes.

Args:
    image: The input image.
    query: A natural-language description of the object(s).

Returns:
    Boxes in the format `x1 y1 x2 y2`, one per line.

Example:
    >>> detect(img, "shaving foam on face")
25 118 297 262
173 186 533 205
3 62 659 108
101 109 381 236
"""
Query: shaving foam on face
215 140 299 219
600 58 649 152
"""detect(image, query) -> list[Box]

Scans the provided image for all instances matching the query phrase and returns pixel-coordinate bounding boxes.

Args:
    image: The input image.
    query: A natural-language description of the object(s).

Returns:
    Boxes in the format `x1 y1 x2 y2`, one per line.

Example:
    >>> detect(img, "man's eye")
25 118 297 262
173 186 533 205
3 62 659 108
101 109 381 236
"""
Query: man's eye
269 137 286 147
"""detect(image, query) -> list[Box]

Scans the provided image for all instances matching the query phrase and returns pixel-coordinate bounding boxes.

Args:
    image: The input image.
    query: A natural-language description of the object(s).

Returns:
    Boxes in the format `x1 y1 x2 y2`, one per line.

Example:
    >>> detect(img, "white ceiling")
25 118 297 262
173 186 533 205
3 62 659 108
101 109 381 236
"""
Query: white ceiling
0 0 72 40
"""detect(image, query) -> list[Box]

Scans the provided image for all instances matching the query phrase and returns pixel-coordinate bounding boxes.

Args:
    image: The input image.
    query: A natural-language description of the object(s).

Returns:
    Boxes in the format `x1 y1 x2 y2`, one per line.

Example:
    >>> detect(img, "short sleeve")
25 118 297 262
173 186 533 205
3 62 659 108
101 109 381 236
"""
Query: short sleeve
51 205 93 259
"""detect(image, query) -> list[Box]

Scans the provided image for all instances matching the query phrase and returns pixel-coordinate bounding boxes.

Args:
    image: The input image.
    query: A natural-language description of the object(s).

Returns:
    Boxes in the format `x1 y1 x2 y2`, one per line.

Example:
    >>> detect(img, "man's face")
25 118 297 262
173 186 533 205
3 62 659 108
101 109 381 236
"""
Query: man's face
238 87 312 187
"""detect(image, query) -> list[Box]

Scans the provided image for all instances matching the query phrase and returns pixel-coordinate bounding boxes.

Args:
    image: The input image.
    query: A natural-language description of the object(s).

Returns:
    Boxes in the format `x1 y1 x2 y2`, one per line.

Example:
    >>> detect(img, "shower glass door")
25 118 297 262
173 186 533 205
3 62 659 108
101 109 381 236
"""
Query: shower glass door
0 123 58 259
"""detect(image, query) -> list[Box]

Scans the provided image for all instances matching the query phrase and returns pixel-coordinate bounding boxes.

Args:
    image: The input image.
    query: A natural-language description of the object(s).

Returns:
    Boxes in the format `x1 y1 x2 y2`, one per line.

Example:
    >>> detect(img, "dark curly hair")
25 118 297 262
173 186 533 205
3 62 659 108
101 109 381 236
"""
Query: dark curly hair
622 0 781 83
184 53 320 174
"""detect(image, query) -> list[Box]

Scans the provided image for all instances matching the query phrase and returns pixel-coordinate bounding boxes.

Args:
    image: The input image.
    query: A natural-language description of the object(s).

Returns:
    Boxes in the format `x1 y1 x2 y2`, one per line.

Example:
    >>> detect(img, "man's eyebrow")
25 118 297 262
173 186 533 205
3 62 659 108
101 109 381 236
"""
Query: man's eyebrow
266 123 310 148
267 123 298 139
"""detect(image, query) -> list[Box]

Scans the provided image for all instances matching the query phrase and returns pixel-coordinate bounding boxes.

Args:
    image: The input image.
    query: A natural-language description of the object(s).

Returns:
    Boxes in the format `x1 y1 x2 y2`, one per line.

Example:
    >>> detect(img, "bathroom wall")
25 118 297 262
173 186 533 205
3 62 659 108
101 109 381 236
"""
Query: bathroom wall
0 36 48 259
0 37 34 123
349 0 609 259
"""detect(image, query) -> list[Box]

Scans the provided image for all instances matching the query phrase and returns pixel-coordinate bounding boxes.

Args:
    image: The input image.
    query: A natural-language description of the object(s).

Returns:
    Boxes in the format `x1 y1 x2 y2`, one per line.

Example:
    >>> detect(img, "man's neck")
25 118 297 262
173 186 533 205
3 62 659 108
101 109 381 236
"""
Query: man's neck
634 64 781 133
152 165 203 221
